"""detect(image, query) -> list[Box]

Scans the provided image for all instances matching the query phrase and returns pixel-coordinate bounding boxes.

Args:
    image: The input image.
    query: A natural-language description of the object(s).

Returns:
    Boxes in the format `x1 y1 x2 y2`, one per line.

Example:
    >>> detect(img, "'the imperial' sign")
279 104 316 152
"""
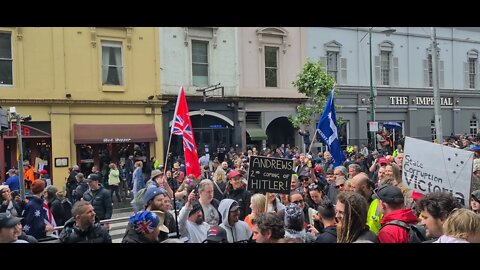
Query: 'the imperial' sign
389 96 453 106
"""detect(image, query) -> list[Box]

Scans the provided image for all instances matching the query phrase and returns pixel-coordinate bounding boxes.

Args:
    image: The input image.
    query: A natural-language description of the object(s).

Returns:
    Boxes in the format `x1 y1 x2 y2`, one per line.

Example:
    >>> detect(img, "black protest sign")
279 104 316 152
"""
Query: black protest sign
247 156 294 194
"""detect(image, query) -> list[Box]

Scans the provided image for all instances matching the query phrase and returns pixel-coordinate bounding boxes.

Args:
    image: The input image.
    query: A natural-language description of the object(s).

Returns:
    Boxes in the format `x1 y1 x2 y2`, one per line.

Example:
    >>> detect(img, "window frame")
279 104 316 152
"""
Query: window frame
0 31 13 87
468 57 477 89
326 51 338 81
191 39 209 86
264 46 279 88
470 120 478 136
101 40 124 89
380 51 391 86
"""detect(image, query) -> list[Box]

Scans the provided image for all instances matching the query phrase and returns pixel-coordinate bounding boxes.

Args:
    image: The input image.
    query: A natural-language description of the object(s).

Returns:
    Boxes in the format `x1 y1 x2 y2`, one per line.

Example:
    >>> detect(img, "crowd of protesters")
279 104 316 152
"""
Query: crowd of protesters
2 130 480 244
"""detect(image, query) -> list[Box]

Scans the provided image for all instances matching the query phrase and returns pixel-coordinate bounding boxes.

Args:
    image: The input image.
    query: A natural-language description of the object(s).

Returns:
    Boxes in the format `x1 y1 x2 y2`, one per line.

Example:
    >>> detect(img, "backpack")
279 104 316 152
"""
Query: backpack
383 220 427 243
131 188 147 211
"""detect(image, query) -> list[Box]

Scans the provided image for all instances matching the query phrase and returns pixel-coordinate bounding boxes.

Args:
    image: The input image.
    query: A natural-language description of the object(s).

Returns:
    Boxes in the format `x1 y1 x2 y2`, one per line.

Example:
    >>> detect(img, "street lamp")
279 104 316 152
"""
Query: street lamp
366 27 396 149
8 107 32 200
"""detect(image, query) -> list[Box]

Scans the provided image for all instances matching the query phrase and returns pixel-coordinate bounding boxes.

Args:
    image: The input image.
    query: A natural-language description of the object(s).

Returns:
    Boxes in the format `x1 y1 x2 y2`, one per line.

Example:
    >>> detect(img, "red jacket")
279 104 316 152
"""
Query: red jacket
378 208 418 243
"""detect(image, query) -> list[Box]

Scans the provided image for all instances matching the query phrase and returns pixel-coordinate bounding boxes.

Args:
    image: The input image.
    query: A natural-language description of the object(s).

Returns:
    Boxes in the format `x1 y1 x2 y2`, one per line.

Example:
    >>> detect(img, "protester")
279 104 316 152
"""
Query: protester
122 210 169 243
314 199 337 243
218 199 252 243
0 213 28 243
82 173 113 231
434 208 480 243
244 193 266 230
335 192 378 243
202 225 228 243
178 190 210 243
376 185 419 243
251 212 285 243
224 170 251 220
0 185 24 218
22 180 54 240
5 169 20 193
59 201 111 243
471 190 480 214
197 179 221 226
417 192 462 241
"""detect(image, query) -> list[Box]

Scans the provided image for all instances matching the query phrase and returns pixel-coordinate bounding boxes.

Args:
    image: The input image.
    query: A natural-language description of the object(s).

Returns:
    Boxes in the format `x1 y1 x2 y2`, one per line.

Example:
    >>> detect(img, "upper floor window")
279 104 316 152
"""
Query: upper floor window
424 50 444 88
380 51 391 85
265 46 278 87
101 41 123 86
465 50 479 90
428 54 433 87
0 32 13 86
326 51 338 81
192 40 209 86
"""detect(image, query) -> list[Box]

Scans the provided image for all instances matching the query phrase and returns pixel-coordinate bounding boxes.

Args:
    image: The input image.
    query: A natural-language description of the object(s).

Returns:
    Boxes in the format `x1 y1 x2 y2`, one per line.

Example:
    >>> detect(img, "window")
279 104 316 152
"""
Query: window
470 120 478 136
431 120 436 141
192 40 209 86
469 58 477 89
101 41 123 85
0 32 13 85
427 54 433 87
380 51 391 85
326 51 338 81
265 46 278 87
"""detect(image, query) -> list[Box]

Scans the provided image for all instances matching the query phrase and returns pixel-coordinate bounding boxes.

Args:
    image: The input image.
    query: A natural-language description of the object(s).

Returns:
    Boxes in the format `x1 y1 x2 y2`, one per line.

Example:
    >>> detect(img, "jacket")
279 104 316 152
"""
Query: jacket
22 196 47 240
315 225 337 243
48 197 67 226
353 229 379 243
74 182 89 202
178 203 210 243
218 199 252 243
82 186 113 220
433 235 469 243
367 199 383 235
59 217 112 243
378 208 419 243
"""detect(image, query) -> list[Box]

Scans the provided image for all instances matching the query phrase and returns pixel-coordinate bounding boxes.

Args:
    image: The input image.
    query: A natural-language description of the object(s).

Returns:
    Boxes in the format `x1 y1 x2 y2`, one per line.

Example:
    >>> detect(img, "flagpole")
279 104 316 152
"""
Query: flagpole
307 129 318 154
163 86 183 238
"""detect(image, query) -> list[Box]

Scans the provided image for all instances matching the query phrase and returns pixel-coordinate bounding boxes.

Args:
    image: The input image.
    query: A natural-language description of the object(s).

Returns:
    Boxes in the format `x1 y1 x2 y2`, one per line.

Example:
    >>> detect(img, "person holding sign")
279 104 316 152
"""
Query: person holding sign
225 170 251 221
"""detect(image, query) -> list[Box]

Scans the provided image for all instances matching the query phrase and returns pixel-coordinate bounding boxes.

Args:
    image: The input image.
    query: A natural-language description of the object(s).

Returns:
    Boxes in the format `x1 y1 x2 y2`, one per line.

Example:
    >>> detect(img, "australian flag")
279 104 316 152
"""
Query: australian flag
171 86 201 178
317 87 346 167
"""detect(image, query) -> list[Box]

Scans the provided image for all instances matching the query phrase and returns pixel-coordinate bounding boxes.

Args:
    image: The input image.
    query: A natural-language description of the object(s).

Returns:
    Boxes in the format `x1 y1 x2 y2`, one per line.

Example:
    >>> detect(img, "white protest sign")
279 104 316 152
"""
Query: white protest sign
402 136 473 206
369 121 378 132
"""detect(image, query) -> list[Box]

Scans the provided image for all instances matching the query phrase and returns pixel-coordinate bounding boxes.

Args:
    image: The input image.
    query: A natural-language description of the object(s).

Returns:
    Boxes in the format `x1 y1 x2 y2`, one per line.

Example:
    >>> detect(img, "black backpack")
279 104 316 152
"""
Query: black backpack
382 220 427 243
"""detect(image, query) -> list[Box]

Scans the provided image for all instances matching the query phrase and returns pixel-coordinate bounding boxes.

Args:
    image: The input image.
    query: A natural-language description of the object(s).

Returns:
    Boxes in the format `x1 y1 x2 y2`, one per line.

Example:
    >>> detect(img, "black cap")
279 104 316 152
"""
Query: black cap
86 174 100 182
376 184 404 205
203 226 228 243
472 190 480 203
0 213 23 228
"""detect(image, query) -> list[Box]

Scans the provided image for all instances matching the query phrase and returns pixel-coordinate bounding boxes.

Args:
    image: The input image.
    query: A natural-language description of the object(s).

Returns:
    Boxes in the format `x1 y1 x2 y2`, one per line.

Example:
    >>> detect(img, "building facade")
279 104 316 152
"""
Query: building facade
307 27 480 148
0 27 164 188
160 27 308 161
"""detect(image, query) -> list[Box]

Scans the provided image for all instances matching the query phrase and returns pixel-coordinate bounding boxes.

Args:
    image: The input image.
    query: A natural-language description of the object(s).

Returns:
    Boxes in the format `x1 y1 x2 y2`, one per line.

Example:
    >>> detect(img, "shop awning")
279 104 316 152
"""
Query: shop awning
246 128 267 141
74 124 157 144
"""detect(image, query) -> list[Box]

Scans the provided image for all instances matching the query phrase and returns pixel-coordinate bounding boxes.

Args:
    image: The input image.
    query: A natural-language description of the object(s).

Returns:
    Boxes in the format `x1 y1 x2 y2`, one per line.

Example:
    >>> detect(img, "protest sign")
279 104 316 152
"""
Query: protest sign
403 136 473 206
247 156 293 194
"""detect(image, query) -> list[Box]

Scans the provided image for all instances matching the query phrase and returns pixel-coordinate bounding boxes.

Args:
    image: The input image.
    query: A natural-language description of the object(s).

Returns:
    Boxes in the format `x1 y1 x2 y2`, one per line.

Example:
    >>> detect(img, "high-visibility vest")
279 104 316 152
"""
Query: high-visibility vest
23 167 35 183
367 198 383 235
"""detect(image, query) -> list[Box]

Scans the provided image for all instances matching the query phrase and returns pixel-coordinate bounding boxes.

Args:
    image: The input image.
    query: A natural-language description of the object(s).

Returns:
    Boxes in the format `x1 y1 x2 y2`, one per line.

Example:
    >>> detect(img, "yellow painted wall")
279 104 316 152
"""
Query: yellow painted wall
0 27 164 191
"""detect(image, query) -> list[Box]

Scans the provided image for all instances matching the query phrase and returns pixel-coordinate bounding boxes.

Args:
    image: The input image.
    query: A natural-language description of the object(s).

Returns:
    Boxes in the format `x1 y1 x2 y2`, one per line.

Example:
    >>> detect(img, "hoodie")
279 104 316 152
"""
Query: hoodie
378 208 419 243
218 199 252 243
433 235 469 243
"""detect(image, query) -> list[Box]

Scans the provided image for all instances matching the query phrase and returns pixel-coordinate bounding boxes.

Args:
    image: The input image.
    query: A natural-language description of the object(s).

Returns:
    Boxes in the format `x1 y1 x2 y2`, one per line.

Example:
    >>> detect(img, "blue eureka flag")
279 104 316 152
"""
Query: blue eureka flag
317 87 346 167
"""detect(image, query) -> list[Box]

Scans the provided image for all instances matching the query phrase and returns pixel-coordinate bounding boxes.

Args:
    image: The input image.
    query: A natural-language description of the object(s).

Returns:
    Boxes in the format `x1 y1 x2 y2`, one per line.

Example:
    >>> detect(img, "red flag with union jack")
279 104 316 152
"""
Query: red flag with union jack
171 86 201 178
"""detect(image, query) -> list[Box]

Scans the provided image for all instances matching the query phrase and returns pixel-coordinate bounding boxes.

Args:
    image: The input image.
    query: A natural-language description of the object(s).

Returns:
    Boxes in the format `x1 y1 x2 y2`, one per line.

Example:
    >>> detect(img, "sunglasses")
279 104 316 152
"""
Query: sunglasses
291 199 304 204
335 183 345 189
308 184 320 191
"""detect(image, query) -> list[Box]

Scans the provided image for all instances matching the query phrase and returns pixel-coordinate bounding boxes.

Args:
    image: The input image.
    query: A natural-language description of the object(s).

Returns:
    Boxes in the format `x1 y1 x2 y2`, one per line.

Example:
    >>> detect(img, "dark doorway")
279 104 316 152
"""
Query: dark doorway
171 115 233 163
266 117 295 149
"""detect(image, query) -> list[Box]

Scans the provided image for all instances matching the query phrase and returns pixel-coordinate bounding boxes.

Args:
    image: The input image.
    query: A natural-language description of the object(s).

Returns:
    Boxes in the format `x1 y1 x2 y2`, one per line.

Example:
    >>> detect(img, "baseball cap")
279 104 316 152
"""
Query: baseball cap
472 190 480 203
228 170 241 179
202 225 228 243
410 191 424 200
86 174 100 182
376 184 404 205
378 157 389 165
0 213 23 228
6 169 16 175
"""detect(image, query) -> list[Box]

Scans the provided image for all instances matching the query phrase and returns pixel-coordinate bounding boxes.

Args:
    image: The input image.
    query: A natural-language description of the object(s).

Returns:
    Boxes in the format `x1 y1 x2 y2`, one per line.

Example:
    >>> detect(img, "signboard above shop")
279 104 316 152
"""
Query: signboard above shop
389 96 454 106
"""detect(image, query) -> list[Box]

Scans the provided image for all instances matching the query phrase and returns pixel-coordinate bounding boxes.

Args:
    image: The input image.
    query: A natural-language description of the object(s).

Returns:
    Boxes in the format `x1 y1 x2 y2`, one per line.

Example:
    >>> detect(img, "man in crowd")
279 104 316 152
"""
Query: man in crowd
376 185 419 243
178 190 210 243
22 180 53 240
251 212 285 243
5 169 20 193
143 187 176 235
0 212 27 243
122 210 169 243
417 192 462 241
197 179 220 226
218 199 252 243
225 170 250 220
82 174 112 231
59 201 111 243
